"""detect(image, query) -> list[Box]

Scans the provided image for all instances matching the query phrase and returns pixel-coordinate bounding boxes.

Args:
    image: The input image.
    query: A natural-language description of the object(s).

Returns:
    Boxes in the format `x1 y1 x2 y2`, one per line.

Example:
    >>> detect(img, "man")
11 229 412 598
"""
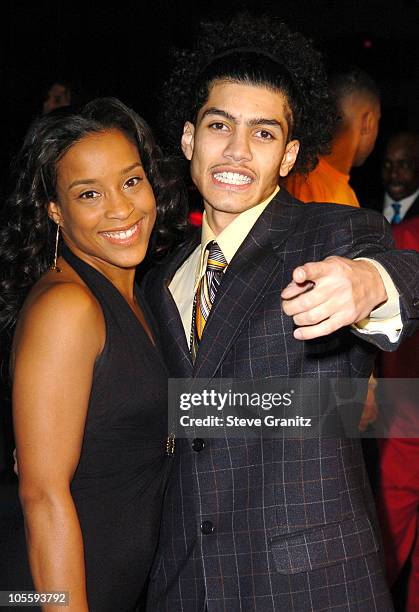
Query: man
42 79 72 114
145 16 419 611
375 214 419 612
381 131 419 224
285 68 382 431
285 67 381 206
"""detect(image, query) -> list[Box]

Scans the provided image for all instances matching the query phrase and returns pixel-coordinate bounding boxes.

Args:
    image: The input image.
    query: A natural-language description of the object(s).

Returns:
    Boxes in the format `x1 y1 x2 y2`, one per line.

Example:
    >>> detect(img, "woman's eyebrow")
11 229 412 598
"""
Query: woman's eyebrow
67 163 143 190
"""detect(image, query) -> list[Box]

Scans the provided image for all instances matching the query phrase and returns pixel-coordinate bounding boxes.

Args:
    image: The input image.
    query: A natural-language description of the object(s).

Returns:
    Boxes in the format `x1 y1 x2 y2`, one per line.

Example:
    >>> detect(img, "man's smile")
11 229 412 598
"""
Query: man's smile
211 165 255 191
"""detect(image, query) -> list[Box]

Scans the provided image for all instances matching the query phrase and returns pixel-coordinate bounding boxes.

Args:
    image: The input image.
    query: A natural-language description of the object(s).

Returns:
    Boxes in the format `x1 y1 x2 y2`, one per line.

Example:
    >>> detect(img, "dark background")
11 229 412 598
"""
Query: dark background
0 4 417 606
1 0 418 202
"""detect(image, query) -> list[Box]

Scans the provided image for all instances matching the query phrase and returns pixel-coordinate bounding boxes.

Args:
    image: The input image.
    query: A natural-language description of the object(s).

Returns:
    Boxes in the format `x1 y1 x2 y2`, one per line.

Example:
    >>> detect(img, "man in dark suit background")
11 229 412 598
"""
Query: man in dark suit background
145 15 419 611
381 132 419 224
376 216 419 612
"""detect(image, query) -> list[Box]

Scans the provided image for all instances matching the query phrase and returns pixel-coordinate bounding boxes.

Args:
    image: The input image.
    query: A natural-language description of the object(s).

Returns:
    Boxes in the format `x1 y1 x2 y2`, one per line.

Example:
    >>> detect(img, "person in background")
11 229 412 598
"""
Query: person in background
0 97 185 611
42 79 73 114
285 69 382 434
361 132 419 441
375 214 419 612
285 67 381 207
381 132 419 224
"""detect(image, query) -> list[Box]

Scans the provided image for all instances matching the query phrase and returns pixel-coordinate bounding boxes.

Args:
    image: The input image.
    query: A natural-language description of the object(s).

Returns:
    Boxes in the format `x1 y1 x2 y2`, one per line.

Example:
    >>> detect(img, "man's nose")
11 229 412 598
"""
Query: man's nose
223 130 252 162
390 163 402 180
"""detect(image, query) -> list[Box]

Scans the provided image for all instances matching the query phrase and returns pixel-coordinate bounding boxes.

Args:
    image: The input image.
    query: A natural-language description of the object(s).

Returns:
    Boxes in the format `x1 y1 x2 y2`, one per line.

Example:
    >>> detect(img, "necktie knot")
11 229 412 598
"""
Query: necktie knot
391 202 402 224
206 241 227 272
190 241 227 361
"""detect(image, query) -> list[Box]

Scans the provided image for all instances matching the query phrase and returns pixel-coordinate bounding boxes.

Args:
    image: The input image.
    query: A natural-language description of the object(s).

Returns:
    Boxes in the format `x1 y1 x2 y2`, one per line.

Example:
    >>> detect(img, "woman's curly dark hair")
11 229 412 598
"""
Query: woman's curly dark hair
0 97 187 332
158 13 336 175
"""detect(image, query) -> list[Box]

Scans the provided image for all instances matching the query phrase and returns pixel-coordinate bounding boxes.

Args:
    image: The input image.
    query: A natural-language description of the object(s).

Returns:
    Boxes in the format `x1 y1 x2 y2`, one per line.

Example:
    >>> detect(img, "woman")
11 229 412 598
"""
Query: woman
0 98 185 611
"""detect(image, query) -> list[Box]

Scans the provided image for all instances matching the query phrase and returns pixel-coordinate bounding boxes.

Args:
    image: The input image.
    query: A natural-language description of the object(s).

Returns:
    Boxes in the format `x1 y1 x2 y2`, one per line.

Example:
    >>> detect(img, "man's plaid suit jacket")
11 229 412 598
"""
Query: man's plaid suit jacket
145 189 419 612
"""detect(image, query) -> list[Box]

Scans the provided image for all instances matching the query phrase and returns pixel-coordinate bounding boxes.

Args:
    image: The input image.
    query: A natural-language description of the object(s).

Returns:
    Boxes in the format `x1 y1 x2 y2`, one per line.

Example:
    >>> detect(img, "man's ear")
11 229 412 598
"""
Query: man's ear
279 140 300 177
360 110 374 135
181 122 195 161
48 201 63 227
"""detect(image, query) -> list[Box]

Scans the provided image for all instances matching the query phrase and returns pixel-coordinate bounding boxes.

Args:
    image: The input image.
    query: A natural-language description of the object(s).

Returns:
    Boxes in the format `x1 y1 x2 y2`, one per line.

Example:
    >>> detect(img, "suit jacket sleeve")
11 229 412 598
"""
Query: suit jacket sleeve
311 206 419 351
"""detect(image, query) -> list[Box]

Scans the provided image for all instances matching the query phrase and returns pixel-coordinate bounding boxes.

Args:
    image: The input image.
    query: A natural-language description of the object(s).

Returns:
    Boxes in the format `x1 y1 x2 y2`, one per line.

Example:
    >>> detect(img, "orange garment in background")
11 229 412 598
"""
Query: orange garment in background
284 157 360 206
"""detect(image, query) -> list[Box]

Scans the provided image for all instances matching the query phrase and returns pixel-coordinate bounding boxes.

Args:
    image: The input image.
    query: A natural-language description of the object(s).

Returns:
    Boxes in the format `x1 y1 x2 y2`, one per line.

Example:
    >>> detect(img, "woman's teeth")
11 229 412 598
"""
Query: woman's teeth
102 223 138 239
213 171 252 185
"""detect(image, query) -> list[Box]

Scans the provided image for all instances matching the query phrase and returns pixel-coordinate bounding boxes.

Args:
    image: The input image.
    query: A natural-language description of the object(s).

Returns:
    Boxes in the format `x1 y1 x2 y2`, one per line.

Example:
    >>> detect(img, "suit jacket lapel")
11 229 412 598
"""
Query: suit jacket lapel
147 235 199 377
405 194 419 221
193 189 303 379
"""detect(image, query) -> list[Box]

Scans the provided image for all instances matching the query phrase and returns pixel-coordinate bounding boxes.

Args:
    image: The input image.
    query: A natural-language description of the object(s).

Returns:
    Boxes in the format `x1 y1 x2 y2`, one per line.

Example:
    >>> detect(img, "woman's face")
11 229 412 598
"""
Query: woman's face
49 129 156 275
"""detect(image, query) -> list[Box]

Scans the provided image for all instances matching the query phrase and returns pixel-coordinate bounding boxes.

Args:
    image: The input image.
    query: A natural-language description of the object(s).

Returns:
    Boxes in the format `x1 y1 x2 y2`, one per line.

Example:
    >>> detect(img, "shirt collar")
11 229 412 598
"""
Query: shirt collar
195 186 279 290
201 185 279 262
384 187 419 209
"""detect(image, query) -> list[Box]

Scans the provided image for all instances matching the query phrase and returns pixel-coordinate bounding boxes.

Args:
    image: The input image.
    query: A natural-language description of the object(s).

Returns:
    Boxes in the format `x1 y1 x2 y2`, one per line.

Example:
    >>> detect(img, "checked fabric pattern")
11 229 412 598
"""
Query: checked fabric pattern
190 241 227 362
144 189 419 611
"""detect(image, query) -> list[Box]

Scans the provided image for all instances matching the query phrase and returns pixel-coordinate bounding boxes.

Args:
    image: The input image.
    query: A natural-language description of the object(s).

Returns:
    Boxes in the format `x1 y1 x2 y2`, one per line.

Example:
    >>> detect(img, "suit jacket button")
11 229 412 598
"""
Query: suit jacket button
201 520 214 535
192 438 205 452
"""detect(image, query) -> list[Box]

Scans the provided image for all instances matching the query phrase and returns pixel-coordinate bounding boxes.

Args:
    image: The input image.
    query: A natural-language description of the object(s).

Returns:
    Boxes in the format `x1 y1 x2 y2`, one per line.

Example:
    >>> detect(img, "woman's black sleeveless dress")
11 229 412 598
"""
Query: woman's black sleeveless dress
65 245 171 611
4 244 171 611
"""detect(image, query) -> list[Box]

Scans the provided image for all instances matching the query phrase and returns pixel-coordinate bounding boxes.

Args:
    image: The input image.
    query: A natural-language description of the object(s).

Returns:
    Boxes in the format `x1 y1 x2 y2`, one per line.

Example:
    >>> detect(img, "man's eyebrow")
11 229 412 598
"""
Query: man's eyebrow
67 162 143 191
201 108 283 129
201 108 238 123
247 117 283 129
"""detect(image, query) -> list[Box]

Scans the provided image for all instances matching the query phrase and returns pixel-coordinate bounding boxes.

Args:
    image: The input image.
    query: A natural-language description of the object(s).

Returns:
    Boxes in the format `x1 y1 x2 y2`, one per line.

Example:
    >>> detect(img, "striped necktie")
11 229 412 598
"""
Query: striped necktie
391 202 402 224
190 241 227 362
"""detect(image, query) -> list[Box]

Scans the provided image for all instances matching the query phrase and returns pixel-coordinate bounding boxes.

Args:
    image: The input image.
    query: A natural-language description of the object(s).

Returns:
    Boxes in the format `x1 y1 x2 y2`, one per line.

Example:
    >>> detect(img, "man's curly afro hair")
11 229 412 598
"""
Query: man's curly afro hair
158 13 336 175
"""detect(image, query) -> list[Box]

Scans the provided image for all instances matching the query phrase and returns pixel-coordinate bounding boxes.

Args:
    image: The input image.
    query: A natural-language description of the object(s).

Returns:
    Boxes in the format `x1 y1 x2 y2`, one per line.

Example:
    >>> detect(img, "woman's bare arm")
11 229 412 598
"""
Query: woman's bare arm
13 282 104 611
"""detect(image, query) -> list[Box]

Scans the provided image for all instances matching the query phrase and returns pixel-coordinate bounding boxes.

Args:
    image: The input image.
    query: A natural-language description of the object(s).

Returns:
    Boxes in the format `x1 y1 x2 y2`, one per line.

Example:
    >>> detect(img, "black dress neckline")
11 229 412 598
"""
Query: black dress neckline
61 242 160 356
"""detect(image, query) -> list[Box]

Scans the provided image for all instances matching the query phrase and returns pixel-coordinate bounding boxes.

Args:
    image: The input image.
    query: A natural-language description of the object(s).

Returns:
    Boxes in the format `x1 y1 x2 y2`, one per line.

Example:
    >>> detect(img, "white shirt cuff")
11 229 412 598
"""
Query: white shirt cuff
353 258 402 343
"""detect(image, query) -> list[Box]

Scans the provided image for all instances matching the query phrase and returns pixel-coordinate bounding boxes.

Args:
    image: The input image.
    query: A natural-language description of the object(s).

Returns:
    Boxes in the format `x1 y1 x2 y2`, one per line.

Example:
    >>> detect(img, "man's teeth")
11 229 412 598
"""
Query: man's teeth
213 171 252 185
103 223 138 239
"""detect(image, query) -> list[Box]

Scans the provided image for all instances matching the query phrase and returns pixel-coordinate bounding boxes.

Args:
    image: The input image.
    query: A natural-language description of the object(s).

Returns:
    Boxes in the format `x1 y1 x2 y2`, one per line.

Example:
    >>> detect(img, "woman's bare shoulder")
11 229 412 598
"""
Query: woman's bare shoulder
14 266 105 354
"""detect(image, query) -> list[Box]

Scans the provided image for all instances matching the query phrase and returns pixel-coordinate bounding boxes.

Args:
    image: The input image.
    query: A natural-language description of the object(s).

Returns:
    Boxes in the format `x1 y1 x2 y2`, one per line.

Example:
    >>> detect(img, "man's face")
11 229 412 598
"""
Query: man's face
181 81 299 231
43 83 71 114
382 136 419 201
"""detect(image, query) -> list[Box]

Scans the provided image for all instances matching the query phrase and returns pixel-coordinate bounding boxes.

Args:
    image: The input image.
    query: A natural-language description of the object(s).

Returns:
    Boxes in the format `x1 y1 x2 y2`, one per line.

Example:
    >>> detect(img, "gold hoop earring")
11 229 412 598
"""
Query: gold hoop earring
51 223 62 272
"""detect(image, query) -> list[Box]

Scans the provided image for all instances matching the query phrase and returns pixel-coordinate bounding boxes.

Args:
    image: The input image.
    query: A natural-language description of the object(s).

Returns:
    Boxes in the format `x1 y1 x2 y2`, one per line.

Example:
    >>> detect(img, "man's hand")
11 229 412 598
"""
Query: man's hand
281 256 388 340
359 383 379 432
